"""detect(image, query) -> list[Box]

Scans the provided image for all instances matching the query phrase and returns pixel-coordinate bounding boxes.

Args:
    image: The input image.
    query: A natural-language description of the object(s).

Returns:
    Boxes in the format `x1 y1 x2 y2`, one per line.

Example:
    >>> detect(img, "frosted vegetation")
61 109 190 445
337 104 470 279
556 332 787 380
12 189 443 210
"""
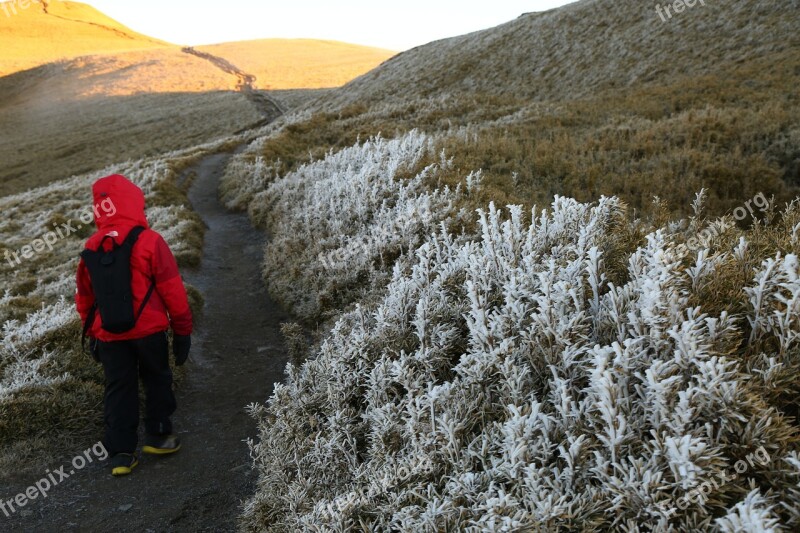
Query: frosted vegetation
226 130 800 530
0 146 207 472
244 131 468 321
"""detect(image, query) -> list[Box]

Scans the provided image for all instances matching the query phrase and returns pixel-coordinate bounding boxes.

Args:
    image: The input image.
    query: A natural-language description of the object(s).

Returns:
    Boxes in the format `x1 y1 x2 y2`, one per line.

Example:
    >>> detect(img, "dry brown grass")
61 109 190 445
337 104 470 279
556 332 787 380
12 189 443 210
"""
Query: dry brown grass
0 61 262 196
432 48 800 217
243 43 800 220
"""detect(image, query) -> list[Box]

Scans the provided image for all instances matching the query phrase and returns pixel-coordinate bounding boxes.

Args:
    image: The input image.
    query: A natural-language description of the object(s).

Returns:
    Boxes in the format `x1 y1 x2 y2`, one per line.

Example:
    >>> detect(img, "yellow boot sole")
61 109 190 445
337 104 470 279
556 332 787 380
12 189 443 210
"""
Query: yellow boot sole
142 443 181 455
111 458 138 476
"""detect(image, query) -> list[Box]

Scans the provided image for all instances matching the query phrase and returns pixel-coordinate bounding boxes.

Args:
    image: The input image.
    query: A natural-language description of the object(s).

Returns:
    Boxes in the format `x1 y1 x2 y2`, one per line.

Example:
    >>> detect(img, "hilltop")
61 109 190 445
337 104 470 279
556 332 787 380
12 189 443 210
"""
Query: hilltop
0 0 170 76
316 0 799 110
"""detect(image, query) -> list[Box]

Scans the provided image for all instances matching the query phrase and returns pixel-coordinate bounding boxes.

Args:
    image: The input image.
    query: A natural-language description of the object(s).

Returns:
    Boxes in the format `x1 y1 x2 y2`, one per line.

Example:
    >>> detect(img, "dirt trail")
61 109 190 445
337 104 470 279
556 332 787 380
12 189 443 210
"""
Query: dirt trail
0 153 289 532
181 47 285 122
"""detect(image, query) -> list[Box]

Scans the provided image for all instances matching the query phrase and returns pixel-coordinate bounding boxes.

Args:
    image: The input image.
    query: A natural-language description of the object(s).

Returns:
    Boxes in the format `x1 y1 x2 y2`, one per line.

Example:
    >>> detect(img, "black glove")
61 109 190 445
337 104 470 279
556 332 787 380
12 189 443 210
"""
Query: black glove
173 334 191 366
89 338 101 363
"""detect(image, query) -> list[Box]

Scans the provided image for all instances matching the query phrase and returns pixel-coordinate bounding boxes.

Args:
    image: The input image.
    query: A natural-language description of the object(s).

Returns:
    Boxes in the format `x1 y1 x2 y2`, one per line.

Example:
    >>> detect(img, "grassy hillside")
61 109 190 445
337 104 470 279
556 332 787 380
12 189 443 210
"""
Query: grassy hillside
216 0 800 529
196 39 395 90
0 5 392 196
0 60 262 196
0 0 170 76
231 0 800 221
315 0 799 110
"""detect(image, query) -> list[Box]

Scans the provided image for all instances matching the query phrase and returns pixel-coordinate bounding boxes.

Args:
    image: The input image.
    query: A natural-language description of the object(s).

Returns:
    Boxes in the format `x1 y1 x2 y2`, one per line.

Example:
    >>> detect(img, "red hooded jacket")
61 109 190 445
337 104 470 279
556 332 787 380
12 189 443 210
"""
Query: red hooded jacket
76 174 193 341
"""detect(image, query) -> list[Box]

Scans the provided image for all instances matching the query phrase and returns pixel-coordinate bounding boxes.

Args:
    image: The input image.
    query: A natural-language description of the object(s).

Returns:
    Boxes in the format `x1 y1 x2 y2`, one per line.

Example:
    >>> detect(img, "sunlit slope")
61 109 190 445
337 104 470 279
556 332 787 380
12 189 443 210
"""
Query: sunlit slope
0 1 172 76
196 39 396 89
59 49 242 96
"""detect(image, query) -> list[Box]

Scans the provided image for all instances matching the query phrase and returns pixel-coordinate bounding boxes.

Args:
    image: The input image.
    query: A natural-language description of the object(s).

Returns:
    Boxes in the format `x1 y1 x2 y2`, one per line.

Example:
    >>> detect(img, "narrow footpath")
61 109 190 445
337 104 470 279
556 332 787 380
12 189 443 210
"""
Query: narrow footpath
1 153 289 532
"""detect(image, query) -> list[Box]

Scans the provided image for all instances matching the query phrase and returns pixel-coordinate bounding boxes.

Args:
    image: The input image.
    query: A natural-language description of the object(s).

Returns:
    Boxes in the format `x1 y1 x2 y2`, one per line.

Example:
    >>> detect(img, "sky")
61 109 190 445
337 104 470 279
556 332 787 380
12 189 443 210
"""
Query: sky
85 0 578 51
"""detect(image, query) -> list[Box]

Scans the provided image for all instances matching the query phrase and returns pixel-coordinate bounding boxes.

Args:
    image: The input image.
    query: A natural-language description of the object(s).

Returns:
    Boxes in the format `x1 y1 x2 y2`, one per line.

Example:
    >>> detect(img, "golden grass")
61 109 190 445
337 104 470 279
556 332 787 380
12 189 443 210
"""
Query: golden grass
0 3 400 196
0 1 170 76
196 39 396 90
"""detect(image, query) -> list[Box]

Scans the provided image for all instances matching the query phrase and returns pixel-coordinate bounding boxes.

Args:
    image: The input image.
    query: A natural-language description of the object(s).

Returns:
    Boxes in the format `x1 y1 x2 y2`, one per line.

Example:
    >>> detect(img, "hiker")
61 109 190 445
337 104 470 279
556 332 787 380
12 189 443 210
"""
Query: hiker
75 174 193 476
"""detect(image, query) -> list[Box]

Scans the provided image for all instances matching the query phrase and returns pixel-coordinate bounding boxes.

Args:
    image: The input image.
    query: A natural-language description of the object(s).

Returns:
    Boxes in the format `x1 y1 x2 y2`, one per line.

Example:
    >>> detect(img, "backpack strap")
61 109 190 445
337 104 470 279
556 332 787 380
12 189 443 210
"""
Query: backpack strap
125 227 157 324
81 303 97 353
135 278 156 323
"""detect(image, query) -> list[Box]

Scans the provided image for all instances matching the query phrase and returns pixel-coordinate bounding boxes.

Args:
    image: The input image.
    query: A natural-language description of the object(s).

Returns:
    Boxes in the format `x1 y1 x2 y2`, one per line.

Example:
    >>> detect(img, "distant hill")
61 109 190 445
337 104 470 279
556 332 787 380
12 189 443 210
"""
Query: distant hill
0 0 170 76
196 39 395 90
0 2 395 89
0 2 395 194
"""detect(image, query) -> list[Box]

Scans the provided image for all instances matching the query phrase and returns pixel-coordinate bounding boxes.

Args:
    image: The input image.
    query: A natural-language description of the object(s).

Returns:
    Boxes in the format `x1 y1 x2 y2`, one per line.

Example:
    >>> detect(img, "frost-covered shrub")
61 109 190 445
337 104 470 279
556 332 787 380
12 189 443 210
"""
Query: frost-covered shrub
244 197 800 531
253 130 467 321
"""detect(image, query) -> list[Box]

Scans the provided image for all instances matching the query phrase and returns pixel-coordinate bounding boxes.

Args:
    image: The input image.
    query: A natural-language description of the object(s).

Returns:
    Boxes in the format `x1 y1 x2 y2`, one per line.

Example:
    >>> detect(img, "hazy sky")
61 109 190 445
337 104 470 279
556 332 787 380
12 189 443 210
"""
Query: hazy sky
84 1 577 51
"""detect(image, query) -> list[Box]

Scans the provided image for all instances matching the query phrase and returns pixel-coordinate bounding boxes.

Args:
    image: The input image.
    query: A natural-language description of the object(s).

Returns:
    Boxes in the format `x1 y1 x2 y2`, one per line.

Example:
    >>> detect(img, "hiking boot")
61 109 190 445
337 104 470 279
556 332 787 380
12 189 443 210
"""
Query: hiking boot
110 453 138 476
142 434 181 455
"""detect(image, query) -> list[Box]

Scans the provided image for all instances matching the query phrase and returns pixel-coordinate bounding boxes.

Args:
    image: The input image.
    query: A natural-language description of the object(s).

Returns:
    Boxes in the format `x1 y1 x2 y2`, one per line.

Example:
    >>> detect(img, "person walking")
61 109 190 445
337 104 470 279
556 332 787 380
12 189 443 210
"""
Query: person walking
76 174 193 476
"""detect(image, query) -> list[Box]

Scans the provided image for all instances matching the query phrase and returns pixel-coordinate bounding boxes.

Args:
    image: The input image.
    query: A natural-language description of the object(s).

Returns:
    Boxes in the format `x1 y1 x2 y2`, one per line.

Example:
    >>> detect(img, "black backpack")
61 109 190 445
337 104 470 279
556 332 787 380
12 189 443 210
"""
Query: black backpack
80 226 155 345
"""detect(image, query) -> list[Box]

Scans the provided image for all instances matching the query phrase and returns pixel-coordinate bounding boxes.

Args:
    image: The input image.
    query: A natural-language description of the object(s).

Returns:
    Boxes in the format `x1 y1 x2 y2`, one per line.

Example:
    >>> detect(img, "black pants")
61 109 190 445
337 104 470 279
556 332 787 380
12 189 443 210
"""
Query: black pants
99 331 176 455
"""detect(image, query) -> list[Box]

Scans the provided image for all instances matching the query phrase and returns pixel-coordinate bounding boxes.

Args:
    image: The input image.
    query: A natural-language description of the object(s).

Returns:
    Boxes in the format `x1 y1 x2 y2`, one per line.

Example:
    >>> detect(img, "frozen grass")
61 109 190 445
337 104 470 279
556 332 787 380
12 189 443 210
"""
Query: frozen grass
218 0 799 221
242 185 800 530
223 121 800 530
247 131 469 322
222 1 800 521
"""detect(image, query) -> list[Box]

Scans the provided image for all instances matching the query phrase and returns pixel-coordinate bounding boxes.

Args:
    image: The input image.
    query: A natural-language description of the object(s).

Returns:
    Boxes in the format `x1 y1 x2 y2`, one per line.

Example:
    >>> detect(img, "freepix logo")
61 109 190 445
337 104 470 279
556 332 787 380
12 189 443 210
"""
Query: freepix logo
0 0 48 17
655 0 707 23
1 441 108 518
684 191 771 252
3 198 116 268
1 0 61 18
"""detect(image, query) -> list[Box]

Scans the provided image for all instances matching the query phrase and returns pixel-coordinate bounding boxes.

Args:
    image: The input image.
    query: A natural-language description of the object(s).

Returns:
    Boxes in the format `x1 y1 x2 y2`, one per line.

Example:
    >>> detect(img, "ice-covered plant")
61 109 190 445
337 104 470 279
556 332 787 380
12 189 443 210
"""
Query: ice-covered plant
243 192 800 531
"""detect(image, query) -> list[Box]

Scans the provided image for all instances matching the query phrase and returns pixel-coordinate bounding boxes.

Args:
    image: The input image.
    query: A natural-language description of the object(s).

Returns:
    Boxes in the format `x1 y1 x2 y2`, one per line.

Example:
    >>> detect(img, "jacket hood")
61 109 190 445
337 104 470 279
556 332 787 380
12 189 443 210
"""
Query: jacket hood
92 174 149 230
